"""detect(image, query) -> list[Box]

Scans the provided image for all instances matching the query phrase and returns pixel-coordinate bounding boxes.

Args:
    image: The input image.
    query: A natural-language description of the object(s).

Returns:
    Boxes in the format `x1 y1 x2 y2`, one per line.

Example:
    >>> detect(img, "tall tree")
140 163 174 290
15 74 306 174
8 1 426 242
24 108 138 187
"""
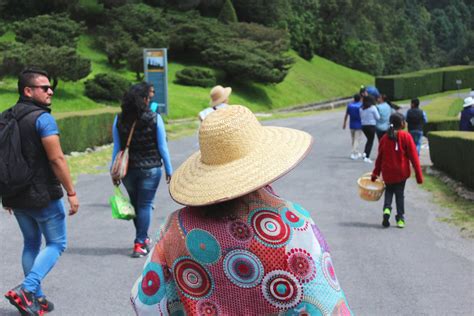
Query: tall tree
218 0 238 24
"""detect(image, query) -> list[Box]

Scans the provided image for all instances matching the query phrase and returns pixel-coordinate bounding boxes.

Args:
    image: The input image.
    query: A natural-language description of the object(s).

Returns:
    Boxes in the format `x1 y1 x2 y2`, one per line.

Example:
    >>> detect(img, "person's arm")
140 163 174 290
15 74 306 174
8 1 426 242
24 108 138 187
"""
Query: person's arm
373 106 380 121
41 136 79 215
372 138 384 181
111 115 120 164
343 111 349 129
423 111 428 123
156 114 173 183
130 214 180 315
406 133 423 184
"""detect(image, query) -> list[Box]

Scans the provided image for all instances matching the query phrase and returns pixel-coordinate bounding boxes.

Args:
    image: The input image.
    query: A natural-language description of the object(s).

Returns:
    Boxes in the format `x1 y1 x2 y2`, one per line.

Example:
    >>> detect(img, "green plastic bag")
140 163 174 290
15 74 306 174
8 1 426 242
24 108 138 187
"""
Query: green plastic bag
109 186 135 220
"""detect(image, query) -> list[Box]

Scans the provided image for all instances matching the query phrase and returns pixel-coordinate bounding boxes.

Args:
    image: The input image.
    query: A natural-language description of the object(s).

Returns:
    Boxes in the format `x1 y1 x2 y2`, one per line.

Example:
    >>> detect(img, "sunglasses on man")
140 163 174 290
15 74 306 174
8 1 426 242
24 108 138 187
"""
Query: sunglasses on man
29 85 53 92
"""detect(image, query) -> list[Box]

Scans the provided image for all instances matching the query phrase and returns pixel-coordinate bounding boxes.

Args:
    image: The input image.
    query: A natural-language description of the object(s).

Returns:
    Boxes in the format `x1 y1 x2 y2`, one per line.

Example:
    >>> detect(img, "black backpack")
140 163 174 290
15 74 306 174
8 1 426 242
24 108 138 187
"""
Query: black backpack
0 108 34 197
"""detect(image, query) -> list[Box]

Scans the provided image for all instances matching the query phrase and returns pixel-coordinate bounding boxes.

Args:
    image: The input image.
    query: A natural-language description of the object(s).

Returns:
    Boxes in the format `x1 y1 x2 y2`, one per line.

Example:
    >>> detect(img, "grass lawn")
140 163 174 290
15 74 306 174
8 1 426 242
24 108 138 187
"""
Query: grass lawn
422 173 474 238
422 95 464 120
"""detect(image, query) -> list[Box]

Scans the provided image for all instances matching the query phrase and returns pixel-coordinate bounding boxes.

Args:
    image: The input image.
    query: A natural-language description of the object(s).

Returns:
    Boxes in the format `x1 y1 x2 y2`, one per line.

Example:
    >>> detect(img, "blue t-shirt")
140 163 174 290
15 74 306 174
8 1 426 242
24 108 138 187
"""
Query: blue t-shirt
36 113 59 138
346 101 362 129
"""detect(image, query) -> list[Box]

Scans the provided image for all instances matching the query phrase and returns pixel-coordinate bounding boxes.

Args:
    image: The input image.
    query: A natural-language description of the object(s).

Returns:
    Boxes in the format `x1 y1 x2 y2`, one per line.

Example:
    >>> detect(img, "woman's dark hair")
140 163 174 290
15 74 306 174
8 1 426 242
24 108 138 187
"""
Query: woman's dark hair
362 95 375 110
120 82 149 124
387 112 405 140
353 94 361 102
382 94 400 111
195 198 240 220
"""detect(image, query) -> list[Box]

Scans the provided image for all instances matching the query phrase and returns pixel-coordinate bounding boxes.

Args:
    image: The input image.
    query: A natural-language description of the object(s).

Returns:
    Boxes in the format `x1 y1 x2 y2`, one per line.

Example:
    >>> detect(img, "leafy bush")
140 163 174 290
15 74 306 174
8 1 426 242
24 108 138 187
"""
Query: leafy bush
175 67 216 87
0 43 91 90
85 73 130 102
218 0 237 24
57 112 117 154
428 131 474 189
14 13 85 48
376 66 474 100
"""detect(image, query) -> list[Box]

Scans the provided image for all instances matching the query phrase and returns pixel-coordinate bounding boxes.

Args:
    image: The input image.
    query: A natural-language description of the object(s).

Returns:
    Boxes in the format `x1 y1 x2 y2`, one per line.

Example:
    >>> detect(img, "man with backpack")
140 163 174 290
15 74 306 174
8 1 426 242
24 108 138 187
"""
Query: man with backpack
1 69 79 315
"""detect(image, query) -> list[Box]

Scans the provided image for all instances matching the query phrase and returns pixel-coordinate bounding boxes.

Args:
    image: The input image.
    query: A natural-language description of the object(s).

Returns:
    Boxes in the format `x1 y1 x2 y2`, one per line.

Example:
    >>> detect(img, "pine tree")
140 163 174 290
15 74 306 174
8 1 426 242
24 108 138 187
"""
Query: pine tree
218 0 237 24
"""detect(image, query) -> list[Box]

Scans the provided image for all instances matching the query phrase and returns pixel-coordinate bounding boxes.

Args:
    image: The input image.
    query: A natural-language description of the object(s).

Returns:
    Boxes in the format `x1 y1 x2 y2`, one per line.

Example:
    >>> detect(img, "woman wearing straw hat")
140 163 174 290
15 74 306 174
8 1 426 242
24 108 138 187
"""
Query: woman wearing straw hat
198 85 231 122
131 105 352 315
459 96 474 131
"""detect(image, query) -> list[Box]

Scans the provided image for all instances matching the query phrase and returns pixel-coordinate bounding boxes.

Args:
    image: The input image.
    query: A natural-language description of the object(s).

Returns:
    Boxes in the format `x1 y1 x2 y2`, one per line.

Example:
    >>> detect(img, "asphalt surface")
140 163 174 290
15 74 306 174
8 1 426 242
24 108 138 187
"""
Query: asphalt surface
1 109 473 315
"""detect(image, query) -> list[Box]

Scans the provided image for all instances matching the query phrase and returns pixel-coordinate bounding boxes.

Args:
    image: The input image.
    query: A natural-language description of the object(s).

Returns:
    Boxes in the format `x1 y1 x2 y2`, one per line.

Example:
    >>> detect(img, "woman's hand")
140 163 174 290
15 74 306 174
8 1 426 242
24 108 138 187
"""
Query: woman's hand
166 174 172 184
112 176 121 186
3 206 12 215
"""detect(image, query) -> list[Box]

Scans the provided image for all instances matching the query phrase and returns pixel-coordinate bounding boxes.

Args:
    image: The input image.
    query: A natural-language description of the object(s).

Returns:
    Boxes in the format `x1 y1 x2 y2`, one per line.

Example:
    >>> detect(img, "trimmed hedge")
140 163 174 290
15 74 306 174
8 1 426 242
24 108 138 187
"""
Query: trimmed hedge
428 131 474 189
57 112 117 154
175 67 216 88
423 117 459 136
443 67 474 91
376 66 474 100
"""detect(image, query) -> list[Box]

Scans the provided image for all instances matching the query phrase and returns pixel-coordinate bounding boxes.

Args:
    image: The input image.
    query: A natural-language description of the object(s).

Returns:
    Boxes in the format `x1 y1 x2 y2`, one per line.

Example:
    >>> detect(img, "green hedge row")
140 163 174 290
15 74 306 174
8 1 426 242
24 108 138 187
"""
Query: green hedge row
57 112 116 154
428 131 474 189
376 66 474 100
423 117 459 136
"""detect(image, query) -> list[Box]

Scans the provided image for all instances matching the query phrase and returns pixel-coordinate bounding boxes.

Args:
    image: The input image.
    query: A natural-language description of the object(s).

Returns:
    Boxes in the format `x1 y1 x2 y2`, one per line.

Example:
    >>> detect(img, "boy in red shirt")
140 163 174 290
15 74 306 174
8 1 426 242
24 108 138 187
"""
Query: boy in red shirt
371 113 423 228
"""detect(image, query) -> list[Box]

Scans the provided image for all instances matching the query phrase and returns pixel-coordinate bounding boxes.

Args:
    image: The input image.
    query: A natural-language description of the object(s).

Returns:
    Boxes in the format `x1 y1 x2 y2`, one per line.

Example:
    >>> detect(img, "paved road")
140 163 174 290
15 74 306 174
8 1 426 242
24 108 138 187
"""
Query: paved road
1 110 473 315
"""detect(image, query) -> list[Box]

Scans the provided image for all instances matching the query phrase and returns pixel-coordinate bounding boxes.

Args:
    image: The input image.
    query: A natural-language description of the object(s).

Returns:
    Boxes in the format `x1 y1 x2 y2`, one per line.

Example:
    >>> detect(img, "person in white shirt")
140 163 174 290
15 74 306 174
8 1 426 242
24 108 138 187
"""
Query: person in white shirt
198 85 232 122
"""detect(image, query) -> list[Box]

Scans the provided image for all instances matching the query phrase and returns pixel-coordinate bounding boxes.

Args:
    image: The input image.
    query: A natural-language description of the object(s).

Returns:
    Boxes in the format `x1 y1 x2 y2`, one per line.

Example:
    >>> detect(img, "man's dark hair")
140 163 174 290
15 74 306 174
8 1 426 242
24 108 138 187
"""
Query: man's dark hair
353 94 361 102
18 68 50 96
411 98 420 108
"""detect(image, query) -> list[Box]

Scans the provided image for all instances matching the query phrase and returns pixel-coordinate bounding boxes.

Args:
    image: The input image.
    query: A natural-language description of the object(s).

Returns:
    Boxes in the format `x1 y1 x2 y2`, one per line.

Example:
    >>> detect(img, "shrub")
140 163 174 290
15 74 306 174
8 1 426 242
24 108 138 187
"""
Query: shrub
175 67 216 87
442 66 474 91
218 0 238 24
57 112 117 154
85 73 130 102
424 118 459 136
376 66 474 100
428 131 474 189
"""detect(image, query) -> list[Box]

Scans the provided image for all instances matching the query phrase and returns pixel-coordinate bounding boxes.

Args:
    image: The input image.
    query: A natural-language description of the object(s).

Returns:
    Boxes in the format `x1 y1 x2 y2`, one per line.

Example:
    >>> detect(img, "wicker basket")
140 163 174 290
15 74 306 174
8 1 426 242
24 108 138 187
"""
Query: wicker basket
357 172 385 201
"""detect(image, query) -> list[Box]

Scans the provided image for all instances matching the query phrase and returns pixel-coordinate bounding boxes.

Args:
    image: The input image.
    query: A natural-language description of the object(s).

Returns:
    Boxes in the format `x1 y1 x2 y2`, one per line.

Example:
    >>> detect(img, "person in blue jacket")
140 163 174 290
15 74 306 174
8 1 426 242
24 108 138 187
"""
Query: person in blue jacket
111 82 172 258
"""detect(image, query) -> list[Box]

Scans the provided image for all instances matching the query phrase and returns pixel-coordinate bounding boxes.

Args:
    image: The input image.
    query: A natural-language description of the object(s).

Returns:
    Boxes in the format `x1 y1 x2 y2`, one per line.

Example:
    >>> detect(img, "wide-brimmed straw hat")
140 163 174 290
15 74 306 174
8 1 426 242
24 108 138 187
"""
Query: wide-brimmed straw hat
170 105 313 206
209 85 232 107
463 96 474 108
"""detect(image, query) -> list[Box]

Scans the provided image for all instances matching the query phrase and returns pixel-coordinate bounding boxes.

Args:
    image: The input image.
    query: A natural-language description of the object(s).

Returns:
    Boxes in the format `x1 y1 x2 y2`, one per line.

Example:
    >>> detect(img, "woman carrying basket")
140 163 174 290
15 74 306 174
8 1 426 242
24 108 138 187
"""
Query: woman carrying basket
111 83 172 257
371 113 423 228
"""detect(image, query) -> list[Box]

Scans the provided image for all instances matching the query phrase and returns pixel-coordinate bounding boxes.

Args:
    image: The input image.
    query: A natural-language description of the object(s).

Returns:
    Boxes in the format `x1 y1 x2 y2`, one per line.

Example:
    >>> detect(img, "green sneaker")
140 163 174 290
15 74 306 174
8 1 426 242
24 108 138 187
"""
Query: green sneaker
397 218 405 228
382 208 391 227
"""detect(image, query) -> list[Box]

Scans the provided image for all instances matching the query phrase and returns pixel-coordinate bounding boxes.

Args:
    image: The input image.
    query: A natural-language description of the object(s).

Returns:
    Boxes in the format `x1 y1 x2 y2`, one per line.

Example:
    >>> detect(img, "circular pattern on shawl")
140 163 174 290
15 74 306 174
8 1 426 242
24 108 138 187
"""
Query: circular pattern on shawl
286 249 316 283
138 262 165 305
261 270 303 309
282 301 326 316
281 208 305 228
332 299 351 316
186 229 221 264
223 249 264 288
197 300 221 316
227 220 253 242
249 209 292 248
173 257 213 299
322 252 340 291
291 202 311 219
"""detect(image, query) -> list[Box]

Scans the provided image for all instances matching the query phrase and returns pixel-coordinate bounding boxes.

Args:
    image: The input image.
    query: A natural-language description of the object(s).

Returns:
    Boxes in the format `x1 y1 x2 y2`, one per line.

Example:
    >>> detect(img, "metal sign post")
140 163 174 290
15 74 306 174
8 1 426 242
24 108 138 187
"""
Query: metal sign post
456 79 462 98
143 48 168 115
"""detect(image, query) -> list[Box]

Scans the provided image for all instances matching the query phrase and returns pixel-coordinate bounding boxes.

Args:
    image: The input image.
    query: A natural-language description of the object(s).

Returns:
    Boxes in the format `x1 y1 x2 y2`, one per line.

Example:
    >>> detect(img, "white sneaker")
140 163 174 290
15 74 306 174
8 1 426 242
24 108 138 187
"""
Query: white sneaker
363 157 373 163
357 152 363 159
350 154 357 160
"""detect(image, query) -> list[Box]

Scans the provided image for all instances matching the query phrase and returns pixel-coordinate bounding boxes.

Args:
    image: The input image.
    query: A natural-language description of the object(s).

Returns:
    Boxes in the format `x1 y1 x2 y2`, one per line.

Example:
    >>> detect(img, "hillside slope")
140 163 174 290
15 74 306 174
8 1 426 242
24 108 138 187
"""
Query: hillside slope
0 34 374 118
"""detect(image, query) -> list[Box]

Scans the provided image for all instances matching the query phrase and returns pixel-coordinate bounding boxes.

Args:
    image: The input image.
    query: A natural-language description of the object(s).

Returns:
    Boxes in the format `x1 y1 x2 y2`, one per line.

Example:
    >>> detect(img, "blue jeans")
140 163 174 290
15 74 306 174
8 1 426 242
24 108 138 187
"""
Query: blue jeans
122 167 161 244
13 199 67 298
409 130 423 156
